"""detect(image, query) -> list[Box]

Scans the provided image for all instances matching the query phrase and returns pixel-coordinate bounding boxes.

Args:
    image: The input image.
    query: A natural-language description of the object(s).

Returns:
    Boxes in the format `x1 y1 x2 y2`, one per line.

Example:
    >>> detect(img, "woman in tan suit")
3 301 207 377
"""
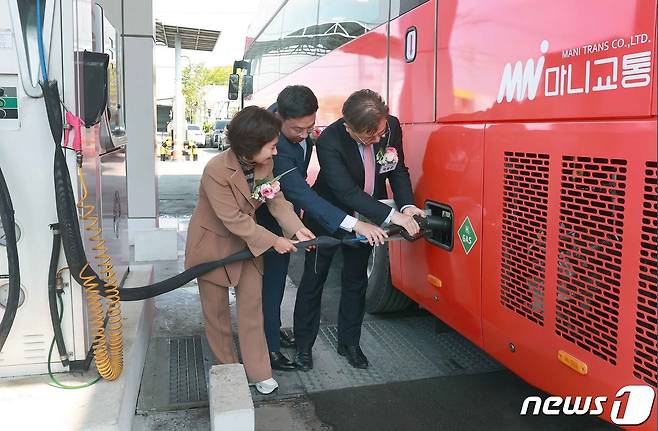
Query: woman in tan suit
185 106 314 394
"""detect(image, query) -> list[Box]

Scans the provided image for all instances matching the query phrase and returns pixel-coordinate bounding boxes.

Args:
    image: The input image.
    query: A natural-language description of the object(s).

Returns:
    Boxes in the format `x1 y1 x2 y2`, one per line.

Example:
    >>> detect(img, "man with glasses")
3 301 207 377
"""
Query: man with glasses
256 86 387 371
293 89 425 371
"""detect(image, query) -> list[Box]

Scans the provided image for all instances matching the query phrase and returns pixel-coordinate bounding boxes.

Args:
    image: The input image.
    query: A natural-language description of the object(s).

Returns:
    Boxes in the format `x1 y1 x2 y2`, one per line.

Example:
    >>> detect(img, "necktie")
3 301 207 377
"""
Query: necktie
363 144 375 196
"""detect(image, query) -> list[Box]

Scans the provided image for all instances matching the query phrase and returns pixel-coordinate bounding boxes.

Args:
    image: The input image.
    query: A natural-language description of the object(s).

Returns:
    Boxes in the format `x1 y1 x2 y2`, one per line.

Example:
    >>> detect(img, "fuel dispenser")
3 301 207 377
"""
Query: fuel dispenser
0 0 128 378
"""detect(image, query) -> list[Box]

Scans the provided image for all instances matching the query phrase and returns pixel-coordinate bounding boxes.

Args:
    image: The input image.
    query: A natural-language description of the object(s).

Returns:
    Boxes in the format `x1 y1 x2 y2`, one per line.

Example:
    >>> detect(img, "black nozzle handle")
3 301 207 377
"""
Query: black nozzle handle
294 236 342 250
387 215 426 242
385 214 450 242
420 215 451 232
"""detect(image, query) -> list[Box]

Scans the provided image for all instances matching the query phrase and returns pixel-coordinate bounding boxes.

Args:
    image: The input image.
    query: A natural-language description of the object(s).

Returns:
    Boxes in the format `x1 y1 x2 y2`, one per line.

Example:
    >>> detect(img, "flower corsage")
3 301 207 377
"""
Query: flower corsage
376 146 398 165
251 167 296 203
309 127 322 142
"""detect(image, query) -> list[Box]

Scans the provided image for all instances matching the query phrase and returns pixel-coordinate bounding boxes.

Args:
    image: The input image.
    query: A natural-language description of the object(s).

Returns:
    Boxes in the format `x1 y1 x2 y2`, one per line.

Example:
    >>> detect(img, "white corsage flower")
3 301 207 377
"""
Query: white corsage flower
376 147 398 165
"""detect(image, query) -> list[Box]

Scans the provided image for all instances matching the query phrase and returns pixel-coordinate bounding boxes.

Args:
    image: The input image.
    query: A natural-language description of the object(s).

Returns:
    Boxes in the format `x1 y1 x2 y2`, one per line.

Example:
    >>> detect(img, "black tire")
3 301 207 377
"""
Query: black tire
365 242 412 313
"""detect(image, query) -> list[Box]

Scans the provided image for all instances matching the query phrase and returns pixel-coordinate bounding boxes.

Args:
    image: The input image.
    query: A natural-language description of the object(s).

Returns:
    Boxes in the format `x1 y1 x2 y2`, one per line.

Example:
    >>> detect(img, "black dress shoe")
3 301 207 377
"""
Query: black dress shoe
269 351 296 371
337 344 369 369
279 329 296 348
294 349 313 371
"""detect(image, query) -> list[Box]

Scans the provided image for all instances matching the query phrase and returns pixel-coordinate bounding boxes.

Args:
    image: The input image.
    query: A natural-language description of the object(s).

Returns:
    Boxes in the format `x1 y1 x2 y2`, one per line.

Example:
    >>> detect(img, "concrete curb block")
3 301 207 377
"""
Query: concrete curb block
209 364 254 431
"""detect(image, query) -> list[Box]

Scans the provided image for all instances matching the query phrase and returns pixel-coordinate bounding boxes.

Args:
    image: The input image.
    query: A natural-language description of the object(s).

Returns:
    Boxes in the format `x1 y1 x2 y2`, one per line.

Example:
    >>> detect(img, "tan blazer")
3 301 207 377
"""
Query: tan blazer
185 149 305 287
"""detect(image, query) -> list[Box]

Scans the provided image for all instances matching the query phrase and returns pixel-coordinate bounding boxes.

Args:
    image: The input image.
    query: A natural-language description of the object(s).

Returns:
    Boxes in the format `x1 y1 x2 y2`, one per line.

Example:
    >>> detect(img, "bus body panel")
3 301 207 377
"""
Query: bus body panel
437 0 656 123
393 123 485 346
649 10 658 117
388 1 436 124
480 119 657 427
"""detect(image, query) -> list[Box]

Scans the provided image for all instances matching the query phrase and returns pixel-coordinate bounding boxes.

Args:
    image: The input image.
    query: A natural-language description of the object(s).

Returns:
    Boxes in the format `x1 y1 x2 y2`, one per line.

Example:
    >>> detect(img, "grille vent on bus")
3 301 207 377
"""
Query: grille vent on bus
633 161 657 387
555 156 625 365
499 152 549 326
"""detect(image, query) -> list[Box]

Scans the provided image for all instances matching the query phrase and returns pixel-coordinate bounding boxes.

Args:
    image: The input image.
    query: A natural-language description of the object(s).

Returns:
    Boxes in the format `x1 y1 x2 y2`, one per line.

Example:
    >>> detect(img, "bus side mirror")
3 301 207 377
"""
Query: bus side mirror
228 74 239 100
242 75 253 98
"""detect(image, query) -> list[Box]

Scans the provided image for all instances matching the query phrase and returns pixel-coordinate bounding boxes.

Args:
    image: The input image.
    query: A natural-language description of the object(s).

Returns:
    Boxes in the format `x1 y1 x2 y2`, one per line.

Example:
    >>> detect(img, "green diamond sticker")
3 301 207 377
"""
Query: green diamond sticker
457 216 477 255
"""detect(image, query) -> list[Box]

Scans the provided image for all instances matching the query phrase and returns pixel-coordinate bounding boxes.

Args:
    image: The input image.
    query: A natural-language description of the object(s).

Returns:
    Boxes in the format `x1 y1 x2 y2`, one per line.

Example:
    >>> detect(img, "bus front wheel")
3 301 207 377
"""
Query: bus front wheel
365 242 412 313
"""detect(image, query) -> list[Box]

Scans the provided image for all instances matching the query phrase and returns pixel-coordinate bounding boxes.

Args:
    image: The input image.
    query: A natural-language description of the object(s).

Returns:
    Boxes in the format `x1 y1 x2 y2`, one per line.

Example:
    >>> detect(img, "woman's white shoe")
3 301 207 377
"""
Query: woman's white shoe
252 378 278 395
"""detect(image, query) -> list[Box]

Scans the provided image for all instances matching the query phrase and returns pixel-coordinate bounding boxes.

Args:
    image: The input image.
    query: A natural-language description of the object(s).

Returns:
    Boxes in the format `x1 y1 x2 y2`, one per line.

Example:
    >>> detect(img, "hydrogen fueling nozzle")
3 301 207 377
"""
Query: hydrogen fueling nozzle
354 213 452 244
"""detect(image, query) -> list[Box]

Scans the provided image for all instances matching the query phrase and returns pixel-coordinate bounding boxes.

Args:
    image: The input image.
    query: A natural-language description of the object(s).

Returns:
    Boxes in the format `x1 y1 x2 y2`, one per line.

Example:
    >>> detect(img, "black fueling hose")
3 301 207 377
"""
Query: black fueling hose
119 236 343 301
48 224 69 366
0 165 20 353
45 81 124 301
44 82 96 297
118 217 446 301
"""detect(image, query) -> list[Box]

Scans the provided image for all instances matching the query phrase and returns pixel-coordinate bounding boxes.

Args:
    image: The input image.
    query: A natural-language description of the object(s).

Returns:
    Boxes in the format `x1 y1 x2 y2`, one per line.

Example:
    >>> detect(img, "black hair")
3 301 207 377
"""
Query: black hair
276 85 319 120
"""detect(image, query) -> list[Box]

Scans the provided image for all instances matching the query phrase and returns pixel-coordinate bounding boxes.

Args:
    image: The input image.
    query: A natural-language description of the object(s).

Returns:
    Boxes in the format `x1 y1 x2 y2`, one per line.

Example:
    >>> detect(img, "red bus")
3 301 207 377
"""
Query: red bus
239 1 657 428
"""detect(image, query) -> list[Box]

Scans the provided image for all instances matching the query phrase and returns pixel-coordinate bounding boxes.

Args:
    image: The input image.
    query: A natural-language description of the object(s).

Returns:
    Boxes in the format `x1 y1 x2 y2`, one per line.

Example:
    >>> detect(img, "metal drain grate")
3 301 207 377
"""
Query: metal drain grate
137 335 209 412
169 336 208 405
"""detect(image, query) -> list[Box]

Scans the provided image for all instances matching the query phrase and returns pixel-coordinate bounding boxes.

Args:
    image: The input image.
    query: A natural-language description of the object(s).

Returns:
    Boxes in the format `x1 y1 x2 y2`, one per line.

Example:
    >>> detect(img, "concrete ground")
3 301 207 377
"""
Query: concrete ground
133 148 619 431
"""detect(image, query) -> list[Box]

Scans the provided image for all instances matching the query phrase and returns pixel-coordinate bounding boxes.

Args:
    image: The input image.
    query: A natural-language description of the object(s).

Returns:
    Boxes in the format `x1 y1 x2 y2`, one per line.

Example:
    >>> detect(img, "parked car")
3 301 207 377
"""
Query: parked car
212 119 230 150
186 124 205 147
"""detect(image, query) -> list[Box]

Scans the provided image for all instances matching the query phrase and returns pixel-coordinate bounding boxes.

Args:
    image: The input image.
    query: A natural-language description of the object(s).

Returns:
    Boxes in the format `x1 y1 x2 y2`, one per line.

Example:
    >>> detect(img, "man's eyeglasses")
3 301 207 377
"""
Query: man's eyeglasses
289 125 316 136
350 122 390 146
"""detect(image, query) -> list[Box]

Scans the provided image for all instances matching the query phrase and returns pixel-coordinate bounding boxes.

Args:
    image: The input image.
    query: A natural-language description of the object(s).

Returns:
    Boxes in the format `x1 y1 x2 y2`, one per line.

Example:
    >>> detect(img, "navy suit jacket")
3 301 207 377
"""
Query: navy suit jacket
256 132 346 235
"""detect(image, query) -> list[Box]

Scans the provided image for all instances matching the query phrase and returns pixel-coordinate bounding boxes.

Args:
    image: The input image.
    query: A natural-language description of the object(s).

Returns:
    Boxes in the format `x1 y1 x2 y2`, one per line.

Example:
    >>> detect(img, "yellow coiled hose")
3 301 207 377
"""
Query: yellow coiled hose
76 166 123 380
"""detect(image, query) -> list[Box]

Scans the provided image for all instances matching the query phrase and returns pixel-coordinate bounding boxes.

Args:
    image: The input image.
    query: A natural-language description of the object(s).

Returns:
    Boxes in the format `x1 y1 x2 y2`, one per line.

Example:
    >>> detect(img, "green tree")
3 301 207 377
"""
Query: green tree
182 64 207 122
206 66 232 85
182 64 233 122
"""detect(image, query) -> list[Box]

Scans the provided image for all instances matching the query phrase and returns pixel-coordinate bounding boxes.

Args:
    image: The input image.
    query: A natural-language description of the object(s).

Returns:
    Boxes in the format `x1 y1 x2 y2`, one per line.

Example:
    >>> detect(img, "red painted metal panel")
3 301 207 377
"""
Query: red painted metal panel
388 1 435 123
481 120 657 430
651 10 658 116
392 123 485 345
437 0 656 122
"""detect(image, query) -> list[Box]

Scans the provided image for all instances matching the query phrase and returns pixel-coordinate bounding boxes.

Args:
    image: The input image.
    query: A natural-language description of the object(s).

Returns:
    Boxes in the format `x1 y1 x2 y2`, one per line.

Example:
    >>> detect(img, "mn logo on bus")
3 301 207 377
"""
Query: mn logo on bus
497 40 549 103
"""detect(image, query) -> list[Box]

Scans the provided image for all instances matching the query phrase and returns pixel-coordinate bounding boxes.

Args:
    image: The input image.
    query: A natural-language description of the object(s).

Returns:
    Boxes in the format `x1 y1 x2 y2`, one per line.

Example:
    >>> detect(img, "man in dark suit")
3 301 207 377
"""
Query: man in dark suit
293 89 425 371
256 86 387 371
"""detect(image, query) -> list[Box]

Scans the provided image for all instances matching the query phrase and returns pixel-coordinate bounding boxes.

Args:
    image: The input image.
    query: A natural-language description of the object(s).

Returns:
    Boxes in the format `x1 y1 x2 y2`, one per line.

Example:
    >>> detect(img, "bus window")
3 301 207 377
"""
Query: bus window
246 13 284 92
279 0 321 77
318 0 389 32
245 0 392 94
390 0 430 19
